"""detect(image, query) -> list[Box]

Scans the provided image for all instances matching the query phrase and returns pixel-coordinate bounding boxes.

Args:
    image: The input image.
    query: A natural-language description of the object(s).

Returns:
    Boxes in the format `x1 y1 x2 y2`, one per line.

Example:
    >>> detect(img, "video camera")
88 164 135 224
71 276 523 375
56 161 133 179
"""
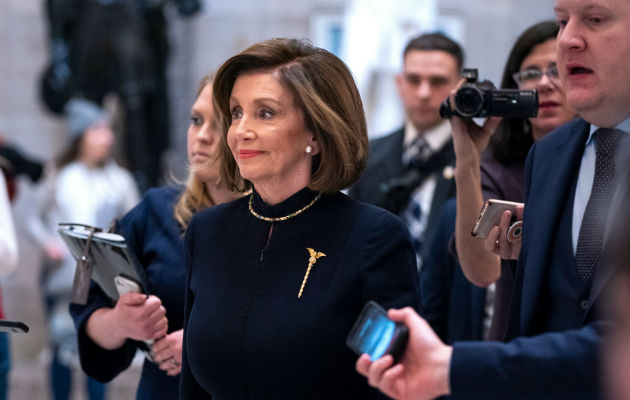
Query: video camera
440 69 538 119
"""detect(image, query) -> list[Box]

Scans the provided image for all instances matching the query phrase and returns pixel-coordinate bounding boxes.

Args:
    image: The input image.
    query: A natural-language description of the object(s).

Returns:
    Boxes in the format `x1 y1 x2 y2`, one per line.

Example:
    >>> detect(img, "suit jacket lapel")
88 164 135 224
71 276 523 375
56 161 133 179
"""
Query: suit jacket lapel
520 120 589 333
424 145 455 247
381 128 405 181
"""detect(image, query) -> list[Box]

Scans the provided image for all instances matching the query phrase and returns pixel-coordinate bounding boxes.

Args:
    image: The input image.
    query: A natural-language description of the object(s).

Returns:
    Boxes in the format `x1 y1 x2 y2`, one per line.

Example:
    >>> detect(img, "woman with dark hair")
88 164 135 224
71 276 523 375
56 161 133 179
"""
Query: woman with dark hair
450 20 577 338
180 38 420 399
69 73 240 399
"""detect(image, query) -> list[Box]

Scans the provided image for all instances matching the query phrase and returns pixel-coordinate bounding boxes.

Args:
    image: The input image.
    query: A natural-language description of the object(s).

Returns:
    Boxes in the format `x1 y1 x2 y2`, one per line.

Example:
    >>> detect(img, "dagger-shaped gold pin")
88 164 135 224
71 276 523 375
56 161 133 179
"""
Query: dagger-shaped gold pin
298 248 326 299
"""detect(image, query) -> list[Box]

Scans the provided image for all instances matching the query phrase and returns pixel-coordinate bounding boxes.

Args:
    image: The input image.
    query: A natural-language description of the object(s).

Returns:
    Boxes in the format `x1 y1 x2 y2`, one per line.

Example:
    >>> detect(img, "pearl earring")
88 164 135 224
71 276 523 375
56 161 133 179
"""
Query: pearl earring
305 145 313 154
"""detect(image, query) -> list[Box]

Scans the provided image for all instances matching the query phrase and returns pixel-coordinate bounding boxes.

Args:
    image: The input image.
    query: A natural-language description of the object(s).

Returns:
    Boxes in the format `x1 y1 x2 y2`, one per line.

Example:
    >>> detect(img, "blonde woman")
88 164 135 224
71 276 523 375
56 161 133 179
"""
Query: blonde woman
69 73 239 399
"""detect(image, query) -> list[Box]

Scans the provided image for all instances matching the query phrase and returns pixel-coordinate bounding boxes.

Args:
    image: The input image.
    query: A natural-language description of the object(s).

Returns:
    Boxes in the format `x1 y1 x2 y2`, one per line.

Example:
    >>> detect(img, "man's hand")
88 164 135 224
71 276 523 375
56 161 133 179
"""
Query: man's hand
356 308 453 400
484 205 525 260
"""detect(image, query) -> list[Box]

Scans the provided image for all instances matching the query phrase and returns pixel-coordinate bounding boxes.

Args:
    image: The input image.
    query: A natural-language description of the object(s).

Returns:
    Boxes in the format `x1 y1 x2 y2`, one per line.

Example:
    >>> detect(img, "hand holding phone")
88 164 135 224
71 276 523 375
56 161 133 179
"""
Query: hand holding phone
346 301 409 361
471 199 524 242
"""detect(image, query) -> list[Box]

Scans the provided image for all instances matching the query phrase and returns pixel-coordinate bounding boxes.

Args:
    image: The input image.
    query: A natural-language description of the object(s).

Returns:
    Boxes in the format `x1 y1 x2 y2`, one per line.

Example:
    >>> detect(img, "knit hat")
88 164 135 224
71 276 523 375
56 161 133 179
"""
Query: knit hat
65 98 109 140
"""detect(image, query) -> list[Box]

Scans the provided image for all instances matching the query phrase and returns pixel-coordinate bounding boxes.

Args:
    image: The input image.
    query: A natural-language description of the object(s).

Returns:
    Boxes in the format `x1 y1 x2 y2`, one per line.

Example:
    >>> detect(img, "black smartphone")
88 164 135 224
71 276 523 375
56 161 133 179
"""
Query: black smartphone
346 301 409 361
0 320 29 334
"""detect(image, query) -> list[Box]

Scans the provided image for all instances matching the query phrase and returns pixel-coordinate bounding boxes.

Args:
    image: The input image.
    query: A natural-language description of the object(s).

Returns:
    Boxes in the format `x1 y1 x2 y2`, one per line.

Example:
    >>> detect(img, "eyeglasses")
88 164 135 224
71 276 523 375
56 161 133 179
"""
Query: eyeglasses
512 65 559 87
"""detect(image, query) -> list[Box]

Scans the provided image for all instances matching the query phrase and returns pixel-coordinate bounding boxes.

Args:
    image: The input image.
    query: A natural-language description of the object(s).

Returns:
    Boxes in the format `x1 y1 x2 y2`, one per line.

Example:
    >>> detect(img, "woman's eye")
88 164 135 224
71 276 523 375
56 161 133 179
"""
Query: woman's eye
230 107 242 120
190 116 202 126
259 109 274 119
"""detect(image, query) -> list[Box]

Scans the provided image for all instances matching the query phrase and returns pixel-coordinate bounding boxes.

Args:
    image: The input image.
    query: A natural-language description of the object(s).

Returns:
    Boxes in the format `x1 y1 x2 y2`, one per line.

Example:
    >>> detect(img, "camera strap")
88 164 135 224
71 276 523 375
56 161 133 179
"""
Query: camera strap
71 227 96 305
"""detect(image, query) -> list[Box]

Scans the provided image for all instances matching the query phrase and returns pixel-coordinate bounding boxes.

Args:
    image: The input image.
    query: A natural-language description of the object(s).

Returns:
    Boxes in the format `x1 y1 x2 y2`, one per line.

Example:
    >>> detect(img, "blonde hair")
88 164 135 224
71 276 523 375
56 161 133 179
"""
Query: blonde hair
213 38 369 194
173 73 216 230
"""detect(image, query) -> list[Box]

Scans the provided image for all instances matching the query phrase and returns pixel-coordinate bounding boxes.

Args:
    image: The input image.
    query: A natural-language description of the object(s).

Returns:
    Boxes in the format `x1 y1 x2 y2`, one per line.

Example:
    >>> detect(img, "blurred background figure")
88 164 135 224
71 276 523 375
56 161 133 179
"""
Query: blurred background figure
40 0 202 191
0 138 43 400
0 153 18 400
26 99 139 400
349 33 462 271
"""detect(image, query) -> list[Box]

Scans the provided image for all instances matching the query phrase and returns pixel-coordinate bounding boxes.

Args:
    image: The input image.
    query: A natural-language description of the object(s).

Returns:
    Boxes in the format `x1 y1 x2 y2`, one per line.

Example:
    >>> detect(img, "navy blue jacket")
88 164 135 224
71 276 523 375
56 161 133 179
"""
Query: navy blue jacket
180 188 420 399
419 198 486 344
449 118 628 399
70 186 185 399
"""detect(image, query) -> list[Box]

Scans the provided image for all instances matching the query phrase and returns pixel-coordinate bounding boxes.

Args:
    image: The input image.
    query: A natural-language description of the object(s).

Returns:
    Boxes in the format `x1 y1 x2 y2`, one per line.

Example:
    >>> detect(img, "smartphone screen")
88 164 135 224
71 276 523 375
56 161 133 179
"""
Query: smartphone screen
346 301 408 360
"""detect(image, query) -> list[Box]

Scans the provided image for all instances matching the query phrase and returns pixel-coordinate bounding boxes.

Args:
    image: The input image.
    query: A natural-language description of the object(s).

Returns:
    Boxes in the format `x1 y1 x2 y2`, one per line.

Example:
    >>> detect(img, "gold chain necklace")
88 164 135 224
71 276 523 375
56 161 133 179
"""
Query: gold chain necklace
248 192 322 222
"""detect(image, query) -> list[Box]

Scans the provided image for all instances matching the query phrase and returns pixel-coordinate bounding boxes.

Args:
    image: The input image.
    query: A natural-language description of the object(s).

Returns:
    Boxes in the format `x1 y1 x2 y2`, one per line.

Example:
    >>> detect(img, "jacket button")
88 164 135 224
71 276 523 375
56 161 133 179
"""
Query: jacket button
580 299 589 310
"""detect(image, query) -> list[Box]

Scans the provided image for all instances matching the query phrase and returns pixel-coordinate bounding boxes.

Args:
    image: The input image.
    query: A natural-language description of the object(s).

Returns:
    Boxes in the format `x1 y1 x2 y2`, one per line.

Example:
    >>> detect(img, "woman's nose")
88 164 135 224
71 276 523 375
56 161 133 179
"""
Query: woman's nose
231 116 255 140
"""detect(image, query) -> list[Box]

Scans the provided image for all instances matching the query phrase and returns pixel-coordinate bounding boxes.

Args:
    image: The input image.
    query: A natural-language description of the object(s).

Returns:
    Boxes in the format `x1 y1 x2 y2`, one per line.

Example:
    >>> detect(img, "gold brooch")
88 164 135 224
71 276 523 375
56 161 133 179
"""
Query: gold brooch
298 248 326 299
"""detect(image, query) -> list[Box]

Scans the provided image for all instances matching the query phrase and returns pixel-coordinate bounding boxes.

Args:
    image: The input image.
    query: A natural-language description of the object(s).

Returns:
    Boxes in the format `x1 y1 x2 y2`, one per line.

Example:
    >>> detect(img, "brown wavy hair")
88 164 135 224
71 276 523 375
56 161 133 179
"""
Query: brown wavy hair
212 38 369 194
173 73 216 230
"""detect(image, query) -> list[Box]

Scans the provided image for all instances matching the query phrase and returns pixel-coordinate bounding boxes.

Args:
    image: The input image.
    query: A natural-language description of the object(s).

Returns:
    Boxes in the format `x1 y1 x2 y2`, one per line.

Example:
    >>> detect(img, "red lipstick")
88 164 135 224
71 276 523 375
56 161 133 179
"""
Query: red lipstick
238 150 263 159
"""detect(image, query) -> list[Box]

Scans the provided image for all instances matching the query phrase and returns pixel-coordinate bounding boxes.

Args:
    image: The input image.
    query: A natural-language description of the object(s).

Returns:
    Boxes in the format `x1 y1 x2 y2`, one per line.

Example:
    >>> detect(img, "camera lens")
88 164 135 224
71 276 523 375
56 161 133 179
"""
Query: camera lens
455 86 484 117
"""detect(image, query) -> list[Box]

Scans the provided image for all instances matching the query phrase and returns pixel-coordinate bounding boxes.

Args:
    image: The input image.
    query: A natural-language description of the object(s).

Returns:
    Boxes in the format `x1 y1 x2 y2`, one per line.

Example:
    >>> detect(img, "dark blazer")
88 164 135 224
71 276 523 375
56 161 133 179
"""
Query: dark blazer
180 188 420 399
70 187 185 400
349 127 456 255
419 198 486 344
449 118 628 399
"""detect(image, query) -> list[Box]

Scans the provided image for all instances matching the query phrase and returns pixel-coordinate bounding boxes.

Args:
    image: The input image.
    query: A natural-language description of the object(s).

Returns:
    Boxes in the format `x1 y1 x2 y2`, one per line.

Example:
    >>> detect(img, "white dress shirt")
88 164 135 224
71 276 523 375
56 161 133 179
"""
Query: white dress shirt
403 119 452 269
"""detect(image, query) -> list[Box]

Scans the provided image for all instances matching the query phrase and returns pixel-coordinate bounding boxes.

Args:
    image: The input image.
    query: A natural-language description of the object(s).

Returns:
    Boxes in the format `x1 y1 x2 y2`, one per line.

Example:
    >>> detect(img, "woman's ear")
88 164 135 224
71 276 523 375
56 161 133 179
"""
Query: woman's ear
308 137 320 155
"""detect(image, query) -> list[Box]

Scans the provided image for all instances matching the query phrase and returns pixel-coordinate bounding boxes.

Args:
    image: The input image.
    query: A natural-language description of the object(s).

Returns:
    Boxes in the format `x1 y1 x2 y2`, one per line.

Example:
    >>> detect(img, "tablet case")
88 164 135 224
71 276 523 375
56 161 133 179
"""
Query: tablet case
57 223 148 304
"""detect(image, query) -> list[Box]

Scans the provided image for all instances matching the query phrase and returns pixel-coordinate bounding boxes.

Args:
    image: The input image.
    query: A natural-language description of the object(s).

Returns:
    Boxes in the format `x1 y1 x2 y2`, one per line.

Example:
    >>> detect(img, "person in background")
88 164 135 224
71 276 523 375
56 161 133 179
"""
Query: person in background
357 0 629 397
349 33 462 270
40 0 202 191
180 38 420 399
420 20 577 343
0 152 18 400
0 156 19 279
0 140 43 400
27 99 139 400
69 73 240 400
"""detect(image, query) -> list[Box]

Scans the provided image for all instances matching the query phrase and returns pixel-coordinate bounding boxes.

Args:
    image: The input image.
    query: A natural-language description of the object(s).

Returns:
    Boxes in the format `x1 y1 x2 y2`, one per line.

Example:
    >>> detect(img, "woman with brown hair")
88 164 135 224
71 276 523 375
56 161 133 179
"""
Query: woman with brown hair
180 38 420 399
69 73 239 400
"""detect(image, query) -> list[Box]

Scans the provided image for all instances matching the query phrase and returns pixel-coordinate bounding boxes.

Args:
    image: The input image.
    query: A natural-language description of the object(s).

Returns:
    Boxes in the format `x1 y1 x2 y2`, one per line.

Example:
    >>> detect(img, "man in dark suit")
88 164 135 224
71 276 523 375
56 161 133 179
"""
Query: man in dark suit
419 199 487 344
350 33 463 270
356 0 629 397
